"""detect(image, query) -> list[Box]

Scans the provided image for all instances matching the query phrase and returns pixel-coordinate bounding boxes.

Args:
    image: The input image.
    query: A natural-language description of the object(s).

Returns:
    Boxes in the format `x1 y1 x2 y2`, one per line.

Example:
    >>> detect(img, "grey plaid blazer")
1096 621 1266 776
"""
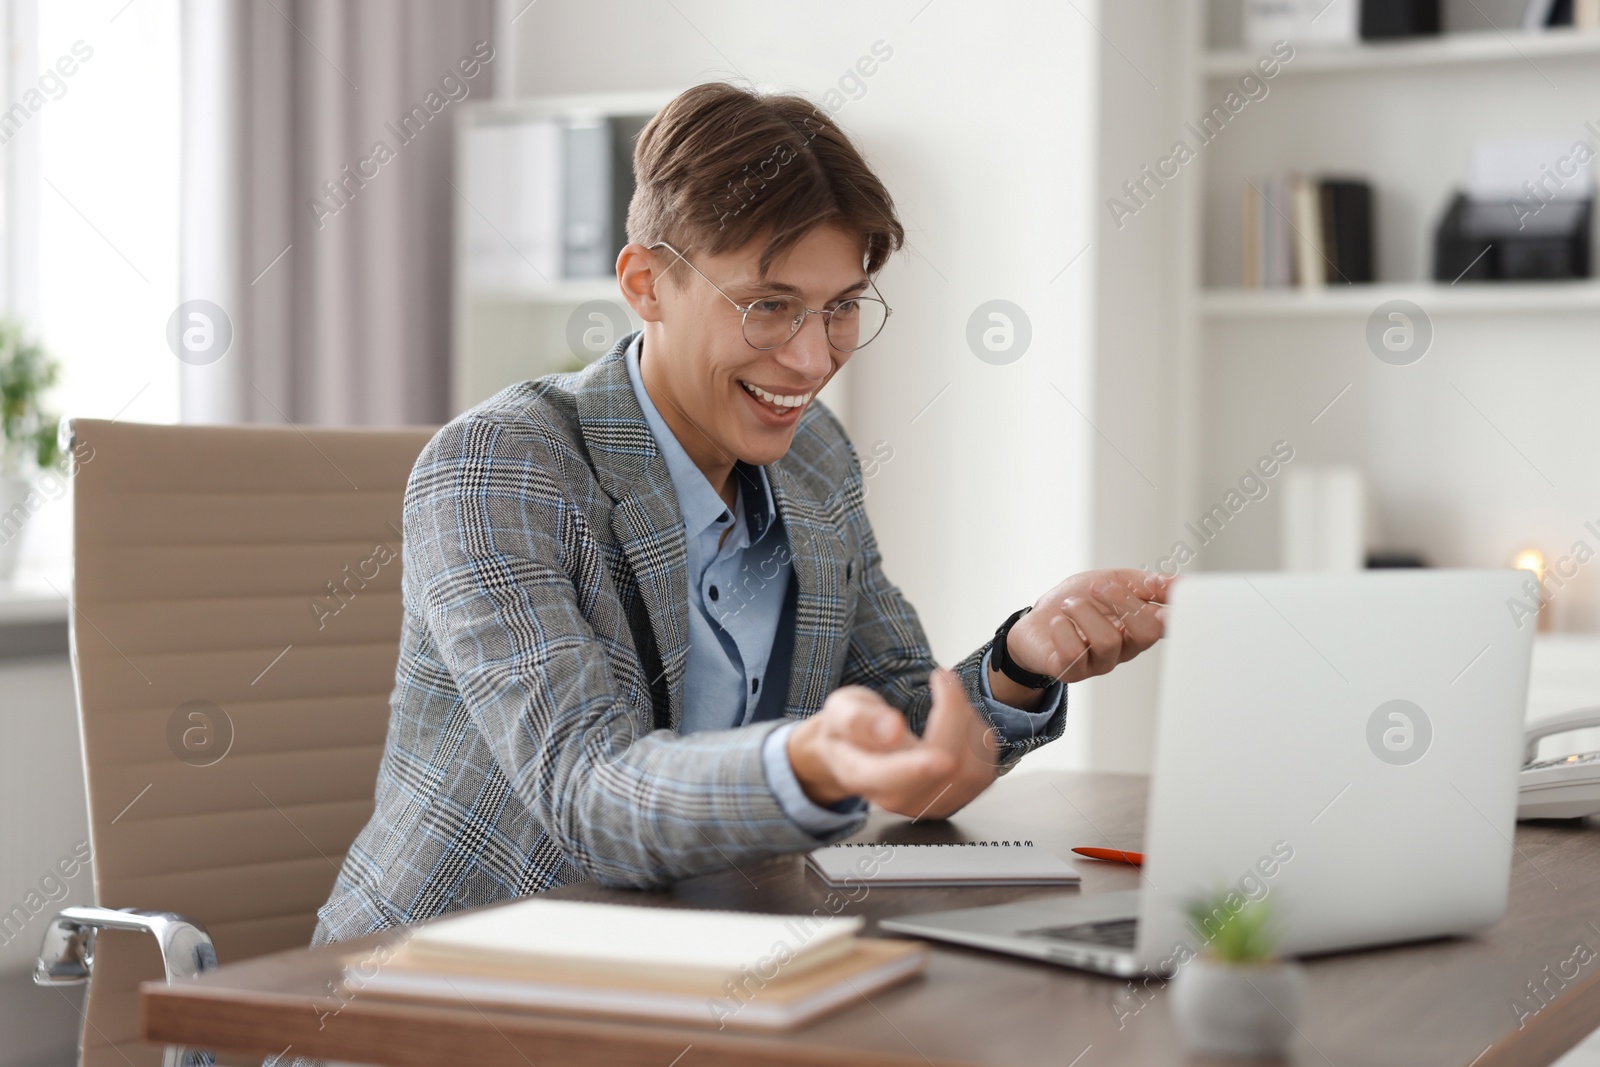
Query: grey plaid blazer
312 334 1066 945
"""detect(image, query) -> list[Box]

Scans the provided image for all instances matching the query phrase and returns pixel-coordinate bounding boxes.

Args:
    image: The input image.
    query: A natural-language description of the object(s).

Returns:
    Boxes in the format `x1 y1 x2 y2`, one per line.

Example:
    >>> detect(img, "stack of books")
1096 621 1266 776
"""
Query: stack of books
1242 175 1375 289
350 898 928 1031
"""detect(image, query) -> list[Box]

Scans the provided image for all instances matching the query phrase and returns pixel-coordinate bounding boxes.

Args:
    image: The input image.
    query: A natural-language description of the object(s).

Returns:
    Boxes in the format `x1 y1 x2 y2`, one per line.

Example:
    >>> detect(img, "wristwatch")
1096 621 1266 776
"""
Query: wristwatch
992 607 1053 690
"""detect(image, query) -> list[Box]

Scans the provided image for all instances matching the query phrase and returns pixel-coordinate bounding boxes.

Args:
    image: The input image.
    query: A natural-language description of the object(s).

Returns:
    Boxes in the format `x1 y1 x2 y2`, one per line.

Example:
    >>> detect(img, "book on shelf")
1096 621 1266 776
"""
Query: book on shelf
1242 183 1261 290
1291 176 1325 288
560 120 613 280
1525 0 1600 27
1321 180 1375 285
1242 176 1292 288
1242 174 1374 289
346 897 928 1031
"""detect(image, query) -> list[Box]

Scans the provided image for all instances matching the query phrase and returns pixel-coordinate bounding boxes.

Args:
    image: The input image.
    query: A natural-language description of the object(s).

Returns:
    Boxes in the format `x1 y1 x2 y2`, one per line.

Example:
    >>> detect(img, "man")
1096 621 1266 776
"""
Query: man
312 81 1169 944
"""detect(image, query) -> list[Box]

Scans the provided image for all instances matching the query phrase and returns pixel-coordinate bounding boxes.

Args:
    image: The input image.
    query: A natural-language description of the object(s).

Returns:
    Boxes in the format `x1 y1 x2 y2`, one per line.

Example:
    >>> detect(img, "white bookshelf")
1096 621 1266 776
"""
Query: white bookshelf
1200 281 1600 318
1181 4 1600 633
1202 25 1600 75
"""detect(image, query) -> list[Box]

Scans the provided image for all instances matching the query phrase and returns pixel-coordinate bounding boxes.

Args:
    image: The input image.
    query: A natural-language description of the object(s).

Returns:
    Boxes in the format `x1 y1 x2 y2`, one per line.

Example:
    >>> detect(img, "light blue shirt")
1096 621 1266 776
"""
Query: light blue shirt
624 335 1061 836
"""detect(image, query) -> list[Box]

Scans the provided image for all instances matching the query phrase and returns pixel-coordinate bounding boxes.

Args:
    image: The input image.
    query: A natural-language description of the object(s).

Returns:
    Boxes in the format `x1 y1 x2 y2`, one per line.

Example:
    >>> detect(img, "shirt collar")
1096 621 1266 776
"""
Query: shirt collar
624 334 778 544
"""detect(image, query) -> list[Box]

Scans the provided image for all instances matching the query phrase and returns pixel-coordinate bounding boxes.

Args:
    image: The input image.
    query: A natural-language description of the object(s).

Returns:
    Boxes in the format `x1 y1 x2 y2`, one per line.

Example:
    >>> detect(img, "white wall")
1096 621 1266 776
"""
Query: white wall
1073 0 1195 773
509 1 1104 762
39 0 181 428
0 655 92 973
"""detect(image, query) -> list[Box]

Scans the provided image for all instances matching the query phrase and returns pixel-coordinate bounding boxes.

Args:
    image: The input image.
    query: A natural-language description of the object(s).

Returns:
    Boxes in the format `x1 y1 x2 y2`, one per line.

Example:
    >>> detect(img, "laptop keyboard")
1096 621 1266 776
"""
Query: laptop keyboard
1020 917 1139 949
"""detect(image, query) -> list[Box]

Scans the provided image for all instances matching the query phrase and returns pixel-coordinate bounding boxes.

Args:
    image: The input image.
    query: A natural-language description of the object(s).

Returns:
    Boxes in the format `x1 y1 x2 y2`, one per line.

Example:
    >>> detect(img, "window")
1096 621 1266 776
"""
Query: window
3 0 179 577
38 0 180 426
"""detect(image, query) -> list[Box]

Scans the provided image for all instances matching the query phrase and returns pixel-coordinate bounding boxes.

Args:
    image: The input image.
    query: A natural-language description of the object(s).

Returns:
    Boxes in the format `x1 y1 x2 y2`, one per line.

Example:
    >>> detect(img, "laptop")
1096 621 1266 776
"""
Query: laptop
880 570 1535 977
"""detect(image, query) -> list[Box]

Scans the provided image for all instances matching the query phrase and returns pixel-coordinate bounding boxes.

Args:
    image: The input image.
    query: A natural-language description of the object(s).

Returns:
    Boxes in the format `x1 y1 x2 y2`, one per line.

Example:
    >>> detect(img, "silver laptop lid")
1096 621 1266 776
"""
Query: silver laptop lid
1135 570 1534 970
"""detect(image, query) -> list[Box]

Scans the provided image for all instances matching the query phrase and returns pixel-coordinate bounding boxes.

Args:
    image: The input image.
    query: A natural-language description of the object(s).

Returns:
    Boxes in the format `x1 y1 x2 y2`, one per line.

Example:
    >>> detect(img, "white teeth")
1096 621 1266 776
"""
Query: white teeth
741 381 814 410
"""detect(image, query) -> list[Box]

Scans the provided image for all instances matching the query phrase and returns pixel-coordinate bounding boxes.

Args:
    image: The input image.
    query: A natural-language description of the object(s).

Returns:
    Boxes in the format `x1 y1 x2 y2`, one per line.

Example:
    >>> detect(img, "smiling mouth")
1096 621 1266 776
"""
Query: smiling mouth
740 380 816 416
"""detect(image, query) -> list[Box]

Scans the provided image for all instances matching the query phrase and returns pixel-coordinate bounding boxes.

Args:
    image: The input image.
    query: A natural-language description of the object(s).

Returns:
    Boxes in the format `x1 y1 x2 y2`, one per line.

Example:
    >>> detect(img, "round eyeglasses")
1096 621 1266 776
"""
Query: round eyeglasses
648 241 892 353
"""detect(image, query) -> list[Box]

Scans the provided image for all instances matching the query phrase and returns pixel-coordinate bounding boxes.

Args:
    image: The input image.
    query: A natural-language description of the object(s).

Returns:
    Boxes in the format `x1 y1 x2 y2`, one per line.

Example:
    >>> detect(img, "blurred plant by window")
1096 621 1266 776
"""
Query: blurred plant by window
0 320 64 474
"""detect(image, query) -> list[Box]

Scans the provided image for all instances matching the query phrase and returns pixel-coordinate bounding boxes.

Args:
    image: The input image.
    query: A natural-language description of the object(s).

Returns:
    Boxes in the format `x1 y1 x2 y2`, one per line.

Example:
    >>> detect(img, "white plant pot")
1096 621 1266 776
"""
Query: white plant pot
1170 955 1307 1058
0 473 31 581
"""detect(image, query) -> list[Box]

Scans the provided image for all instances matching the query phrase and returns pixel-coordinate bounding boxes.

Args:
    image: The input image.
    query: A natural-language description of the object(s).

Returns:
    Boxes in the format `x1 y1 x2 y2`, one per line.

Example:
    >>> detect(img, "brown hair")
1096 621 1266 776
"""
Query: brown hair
627 82 904 281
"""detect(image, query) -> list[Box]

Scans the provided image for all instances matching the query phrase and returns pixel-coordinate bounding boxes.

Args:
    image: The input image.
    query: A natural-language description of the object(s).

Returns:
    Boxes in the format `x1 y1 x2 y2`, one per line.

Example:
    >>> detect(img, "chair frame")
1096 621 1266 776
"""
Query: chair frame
28 417 433 1067
36 906 218 1067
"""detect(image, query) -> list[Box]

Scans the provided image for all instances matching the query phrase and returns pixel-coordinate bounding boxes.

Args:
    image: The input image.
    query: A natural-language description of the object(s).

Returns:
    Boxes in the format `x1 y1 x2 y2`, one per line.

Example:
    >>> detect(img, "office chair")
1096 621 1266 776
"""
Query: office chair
32 419 435 1067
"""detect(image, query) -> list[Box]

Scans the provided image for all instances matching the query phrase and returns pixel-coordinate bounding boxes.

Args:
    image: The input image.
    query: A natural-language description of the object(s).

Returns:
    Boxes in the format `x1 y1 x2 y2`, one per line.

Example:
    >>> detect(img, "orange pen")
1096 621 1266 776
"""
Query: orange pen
1071 846 1144 866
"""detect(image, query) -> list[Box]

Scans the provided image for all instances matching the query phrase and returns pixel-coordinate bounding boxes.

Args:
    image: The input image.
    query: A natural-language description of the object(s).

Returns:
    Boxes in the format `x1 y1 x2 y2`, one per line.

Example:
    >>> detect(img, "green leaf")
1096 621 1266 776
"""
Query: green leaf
1186 892 1278 963
0 318 65 471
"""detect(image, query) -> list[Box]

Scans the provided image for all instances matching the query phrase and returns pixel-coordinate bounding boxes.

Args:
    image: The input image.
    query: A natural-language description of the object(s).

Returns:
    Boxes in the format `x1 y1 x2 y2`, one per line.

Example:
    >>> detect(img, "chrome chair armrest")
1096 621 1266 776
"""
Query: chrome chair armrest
35 905 217 986
35 906 217 1067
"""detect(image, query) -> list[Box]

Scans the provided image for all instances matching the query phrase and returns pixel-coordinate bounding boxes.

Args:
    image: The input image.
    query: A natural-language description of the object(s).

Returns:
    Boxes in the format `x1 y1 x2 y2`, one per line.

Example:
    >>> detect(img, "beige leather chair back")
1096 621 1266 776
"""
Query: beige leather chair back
65 418 434 1066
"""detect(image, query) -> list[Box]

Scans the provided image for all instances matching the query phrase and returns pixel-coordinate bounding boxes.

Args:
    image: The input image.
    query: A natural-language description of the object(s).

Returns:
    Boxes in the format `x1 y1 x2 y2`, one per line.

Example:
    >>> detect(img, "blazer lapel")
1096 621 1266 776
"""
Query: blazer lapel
768 462 848 716
575 341 691 730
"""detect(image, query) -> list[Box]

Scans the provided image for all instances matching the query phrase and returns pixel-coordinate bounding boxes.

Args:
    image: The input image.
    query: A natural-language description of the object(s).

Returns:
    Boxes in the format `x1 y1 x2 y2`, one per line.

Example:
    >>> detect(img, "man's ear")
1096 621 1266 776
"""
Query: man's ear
617 243 668 323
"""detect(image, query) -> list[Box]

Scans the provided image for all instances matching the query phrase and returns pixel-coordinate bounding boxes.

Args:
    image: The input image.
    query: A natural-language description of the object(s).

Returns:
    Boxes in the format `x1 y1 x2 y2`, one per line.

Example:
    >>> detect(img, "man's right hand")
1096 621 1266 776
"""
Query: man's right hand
786 668 999 821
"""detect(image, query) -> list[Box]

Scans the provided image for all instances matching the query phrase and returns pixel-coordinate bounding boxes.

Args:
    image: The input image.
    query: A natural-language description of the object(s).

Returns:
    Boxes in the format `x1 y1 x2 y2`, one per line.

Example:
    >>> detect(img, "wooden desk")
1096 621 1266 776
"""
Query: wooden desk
142 770 1600 1067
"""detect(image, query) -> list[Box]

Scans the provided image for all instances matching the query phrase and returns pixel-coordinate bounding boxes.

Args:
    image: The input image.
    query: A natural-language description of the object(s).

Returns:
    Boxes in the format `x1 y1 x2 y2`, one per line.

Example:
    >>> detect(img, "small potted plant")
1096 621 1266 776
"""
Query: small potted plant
1169 893 1307 1057
0 320 64 581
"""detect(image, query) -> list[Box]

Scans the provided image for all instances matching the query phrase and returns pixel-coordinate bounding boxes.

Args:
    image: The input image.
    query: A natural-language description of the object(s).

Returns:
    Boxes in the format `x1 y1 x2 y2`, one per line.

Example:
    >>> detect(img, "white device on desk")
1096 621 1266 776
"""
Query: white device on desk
1519 707 1600 819
881 570 1536 978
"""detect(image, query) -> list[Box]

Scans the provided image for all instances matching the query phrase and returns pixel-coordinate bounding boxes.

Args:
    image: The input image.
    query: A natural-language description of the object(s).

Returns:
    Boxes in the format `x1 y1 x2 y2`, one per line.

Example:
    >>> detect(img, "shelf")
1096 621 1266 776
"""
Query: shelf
1199 281 1600 318
467 279 625 305
1203 27 1600 77
468 91 673 124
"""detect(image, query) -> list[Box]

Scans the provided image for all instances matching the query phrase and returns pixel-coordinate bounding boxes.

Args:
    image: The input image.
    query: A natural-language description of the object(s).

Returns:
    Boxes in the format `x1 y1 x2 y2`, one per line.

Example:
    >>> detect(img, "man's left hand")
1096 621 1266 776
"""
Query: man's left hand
1003 569 1174 687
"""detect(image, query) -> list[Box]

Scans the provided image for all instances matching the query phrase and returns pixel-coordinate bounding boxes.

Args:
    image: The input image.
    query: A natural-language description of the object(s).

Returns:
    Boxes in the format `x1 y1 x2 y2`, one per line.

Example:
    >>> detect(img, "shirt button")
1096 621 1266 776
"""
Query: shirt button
719 510 731 523
751 678 760 693
709 585 719 601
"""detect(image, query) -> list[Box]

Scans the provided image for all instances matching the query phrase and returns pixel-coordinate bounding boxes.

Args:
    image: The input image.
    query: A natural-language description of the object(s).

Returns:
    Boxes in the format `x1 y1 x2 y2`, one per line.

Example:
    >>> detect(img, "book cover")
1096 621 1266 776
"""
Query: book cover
1320 179 1374 283
400 898 862 982
561 120 612 279
1243 181 1263 288
1291 175 1326 288
353 937 929 1031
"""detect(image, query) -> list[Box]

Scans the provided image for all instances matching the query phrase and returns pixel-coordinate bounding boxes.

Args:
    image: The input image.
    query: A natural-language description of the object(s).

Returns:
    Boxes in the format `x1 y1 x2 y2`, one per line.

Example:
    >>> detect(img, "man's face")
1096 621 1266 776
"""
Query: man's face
641 223 869 469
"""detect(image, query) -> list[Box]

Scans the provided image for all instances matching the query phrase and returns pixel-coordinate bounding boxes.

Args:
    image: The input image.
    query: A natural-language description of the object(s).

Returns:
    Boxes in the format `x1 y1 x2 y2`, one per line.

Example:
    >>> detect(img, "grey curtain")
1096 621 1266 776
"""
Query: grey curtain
180 0 495 425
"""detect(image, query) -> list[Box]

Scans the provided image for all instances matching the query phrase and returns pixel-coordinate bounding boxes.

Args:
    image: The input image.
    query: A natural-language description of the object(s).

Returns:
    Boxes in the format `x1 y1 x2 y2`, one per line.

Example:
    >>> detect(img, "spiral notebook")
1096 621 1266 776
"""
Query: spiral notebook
806 840 1080 887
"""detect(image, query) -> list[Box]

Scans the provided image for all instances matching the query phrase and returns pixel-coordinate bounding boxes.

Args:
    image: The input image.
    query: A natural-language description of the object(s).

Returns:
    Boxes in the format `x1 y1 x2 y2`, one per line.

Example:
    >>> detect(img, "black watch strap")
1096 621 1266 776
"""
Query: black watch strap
992 607 1053 690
